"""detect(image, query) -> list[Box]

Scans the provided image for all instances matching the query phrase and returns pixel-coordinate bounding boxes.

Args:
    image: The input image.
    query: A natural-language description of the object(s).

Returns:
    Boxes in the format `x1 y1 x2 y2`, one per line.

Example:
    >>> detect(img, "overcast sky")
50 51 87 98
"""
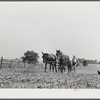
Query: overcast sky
0 2 100 61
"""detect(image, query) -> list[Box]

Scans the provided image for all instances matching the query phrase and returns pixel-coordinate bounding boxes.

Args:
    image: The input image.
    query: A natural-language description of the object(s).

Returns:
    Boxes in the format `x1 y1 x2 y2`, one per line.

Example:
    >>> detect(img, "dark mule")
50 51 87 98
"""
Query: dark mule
56 50 72 73
98 70 100 75
42 52 57 72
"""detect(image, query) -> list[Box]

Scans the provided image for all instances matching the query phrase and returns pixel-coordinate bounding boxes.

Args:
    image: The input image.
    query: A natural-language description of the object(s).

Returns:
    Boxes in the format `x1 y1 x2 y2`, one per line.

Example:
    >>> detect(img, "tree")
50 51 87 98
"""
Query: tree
21 50 39 65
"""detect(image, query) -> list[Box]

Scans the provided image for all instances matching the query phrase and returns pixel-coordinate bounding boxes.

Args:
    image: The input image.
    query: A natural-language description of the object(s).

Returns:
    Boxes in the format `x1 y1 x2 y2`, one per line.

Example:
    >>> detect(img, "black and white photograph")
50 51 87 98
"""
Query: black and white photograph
0 1 100 90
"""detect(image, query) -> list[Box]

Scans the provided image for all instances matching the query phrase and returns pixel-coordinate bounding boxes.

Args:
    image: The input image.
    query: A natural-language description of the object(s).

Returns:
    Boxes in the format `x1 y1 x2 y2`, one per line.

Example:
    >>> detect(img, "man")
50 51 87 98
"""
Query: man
72 55 77 66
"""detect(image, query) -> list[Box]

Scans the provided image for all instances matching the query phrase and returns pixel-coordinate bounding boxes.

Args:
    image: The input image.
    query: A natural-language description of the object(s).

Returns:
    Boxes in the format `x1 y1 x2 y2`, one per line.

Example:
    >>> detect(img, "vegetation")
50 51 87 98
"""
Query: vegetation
21 50 39 65
78 58 100 65
82 60 88 66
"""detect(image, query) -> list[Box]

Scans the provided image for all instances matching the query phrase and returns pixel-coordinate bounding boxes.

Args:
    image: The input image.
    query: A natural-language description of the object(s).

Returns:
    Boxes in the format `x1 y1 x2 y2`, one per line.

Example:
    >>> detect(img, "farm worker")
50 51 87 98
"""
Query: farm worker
72 55 77 66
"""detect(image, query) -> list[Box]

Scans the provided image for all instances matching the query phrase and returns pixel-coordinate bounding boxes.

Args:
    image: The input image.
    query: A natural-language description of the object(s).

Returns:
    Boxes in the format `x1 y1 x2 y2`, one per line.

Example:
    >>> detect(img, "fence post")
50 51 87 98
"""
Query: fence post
0 57 3 68
24 62 26 68
18 59 20 67
9 59 13 68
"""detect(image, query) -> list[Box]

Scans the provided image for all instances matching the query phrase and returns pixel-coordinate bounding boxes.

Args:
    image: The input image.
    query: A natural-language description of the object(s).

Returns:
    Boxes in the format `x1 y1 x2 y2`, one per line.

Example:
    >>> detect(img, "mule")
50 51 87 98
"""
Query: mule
56 50 72 73
42 52 57 72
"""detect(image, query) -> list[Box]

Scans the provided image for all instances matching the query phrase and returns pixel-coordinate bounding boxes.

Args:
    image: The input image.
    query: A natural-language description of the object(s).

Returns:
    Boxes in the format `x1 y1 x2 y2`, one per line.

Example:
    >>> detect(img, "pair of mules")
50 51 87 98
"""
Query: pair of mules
42 50 79 73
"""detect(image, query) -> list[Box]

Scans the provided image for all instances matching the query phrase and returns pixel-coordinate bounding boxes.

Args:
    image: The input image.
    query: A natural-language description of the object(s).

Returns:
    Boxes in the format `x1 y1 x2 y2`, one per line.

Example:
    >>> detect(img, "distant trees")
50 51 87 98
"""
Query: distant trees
21 50 39 67
87 59 100 64
78 58 100 65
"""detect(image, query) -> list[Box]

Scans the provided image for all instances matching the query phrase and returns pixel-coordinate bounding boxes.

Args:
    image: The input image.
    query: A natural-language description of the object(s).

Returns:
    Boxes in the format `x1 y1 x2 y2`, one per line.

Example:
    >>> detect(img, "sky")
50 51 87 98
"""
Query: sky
0 2 100 61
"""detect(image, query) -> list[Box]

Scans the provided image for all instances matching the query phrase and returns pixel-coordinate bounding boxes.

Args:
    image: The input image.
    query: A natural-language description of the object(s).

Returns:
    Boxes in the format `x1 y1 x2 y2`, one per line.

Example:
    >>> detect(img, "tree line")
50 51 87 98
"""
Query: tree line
0 50 100 68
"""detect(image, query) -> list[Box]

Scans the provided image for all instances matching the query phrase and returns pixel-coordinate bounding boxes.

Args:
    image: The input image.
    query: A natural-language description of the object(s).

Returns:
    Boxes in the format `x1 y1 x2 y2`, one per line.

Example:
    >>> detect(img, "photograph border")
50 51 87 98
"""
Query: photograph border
0 0 100 99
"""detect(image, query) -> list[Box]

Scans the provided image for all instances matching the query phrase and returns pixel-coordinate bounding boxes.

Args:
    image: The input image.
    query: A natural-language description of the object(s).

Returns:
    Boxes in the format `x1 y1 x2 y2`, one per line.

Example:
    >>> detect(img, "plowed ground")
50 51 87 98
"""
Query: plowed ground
0 62 100 89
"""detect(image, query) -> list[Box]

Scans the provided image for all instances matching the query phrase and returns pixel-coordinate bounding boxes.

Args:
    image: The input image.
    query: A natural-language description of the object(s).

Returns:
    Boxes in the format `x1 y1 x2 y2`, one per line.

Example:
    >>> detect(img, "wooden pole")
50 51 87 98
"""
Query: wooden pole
18 59 20 67
0 57 3 69
24 62 25 68
9 59 13 68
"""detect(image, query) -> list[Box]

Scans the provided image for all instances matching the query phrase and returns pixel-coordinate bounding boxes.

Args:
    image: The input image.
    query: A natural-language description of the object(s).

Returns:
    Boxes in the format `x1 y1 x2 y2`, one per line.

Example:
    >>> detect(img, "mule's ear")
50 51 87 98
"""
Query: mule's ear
56 50 57 52
42 52 44 54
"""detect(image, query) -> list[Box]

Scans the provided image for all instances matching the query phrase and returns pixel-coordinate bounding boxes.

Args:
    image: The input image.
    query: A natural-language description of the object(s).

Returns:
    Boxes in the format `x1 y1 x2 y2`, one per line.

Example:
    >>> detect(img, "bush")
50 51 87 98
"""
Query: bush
82 60 88 66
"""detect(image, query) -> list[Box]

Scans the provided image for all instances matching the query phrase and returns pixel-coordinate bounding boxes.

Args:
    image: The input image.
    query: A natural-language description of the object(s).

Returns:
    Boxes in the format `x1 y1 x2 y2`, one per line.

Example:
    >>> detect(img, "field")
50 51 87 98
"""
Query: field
0 61 100 89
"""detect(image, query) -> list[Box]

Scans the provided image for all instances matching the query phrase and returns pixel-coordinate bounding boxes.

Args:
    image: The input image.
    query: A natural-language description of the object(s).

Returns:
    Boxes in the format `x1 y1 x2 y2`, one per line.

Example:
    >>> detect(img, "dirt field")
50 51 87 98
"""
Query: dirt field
0 62 100 89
